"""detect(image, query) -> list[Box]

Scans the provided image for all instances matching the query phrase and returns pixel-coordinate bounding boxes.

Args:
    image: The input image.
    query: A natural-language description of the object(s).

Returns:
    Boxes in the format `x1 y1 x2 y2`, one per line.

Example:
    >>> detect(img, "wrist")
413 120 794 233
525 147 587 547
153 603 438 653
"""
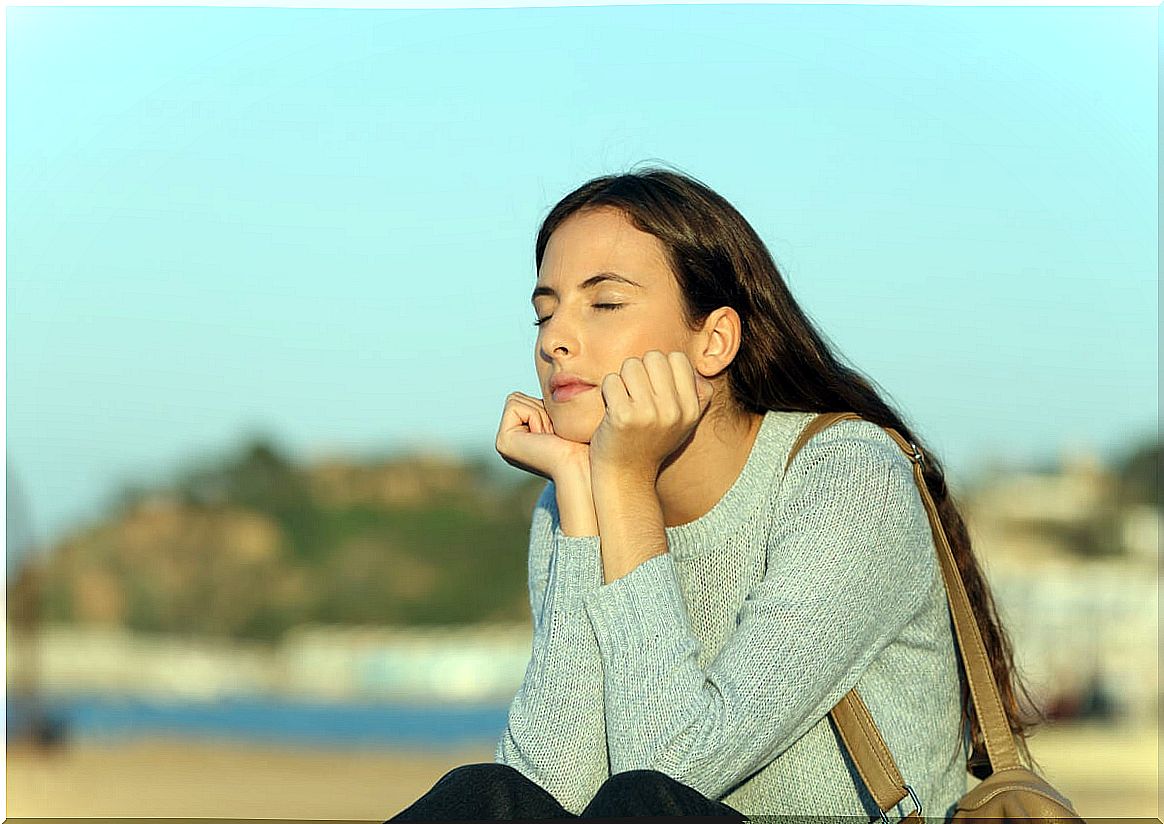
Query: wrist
552 461 598 537
590 461 656 492
551 457 591 489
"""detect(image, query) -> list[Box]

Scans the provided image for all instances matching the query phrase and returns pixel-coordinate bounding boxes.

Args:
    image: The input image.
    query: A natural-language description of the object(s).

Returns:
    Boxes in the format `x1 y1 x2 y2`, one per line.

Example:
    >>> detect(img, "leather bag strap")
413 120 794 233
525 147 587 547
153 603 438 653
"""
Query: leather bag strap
782 411 1022 816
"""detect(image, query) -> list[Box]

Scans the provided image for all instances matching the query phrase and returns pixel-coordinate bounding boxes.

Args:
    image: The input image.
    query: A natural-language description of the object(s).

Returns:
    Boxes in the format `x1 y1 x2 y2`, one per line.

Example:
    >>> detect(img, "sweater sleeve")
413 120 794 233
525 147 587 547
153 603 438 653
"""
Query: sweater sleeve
493 481 611 814
581 431 936 800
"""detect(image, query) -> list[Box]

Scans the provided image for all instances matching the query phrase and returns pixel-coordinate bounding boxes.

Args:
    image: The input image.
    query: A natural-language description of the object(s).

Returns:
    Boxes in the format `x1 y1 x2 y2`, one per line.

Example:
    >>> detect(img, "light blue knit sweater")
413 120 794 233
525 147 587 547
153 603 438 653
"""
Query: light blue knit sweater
495 409 970 821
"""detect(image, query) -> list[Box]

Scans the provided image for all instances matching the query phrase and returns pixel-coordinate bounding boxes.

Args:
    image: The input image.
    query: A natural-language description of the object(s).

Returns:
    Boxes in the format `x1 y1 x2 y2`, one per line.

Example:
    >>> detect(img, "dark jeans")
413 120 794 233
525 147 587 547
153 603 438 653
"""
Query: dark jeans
388 762 748 821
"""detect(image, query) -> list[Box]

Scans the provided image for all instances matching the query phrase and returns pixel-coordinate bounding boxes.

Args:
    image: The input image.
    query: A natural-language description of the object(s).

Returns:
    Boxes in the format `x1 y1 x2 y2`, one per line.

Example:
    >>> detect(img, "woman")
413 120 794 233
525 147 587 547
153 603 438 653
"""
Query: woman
389 167 1043 821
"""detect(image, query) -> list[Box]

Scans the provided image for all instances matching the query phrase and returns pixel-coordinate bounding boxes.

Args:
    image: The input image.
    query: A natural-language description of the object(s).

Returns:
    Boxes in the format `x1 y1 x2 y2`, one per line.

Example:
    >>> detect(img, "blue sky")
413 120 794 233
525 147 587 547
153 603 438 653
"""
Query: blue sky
5 3 1157 556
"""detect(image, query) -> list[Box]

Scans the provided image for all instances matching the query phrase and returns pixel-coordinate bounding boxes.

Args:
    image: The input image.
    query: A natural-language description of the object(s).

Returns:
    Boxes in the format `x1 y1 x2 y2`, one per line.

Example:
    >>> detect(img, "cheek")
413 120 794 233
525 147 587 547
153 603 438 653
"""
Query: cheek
547 394 605 435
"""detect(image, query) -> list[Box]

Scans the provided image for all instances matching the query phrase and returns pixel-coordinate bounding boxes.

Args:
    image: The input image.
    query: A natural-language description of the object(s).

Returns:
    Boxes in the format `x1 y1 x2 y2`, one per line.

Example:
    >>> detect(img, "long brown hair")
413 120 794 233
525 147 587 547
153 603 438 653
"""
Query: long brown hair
534 163 1046 779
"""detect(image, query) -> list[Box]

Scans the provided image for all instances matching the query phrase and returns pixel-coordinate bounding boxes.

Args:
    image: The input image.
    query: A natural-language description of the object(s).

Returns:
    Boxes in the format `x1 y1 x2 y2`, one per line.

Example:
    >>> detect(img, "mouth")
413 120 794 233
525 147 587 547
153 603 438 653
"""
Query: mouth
551 383 596 402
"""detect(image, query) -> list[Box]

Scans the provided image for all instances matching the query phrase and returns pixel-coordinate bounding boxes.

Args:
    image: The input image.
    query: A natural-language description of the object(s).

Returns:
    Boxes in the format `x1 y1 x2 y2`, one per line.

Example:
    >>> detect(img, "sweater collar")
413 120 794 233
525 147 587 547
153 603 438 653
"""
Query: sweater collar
663 408 814 560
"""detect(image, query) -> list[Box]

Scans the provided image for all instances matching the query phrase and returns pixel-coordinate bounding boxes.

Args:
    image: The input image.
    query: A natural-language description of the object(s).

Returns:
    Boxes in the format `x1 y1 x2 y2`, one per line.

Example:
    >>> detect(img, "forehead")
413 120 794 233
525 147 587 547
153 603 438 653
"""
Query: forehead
537 208 671 286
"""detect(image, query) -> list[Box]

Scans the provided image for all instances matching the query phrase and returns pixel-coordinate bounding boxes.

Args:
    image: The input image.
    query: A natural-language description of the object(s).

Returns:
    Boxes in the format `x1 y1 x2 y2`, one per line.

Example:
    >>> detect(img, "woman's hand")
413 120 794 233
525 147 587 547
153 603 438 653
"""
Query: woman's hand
589 350 715 482
495 391 591 483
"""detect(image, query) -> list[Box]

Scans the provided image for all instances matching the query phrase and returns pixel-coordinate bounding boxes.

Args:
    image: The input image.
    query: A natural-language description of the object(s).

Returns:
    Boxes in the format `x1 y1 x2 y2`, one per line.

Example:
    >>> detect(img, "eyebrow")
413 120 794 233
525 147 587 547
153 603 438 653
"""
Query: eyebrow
530 272 643 304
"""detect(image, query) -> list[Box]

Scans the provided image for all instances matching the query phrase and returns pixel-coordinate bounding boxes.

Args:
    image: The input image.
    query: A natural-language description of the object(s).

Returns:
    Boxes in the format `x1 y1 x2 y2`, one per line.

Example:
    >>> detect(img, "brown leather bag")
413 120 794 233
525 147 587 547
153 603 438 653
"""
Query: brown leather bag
784 412 1085 823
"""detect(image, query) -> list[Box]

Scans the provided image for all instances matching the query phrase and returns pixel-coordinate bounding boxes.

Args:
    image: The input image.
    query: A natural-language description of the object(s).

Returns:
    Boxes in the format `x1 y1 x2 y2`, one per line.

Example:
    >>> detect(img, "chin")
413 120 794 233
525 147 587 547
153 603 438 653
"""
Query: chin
547 407 600 444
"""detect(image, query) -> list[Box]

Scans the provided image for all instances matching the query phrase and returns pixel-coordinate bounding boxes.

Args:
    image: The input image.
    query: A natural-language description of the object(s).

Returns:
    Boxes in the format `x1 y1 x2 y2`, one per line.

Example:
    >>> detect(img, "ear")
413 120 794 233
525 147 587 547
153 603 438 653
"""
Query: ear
693 306 743 379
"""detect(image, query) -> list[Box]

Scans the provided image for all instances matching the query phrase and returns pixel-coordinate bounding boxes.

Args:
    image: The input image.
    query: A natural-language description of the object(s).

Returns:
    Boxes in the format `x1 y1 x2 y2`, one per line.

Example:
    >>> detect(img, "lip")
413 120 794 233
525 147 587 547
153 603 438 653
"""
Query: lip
549 371 596 392
551 384 595 402
551 383 596 402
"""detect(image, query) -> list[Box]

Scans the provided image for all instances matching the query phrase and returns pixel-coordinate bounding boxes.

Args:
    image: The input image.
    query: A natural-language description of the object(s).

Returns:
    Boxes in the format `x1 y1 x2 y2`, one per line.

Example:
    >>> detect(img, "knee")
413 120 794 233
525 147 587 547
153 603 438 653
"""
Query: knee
436 762 524 789
446 762 522 777
600 768 680 792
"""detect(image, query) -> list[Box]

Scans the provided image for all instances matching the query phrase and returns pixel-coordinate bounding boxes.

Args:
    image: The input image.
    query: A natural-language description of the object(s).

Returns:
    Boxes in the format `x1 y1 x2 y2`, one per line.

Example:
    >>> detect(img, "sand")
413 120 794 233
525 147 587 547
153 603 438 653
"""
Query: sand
6 720 1158 820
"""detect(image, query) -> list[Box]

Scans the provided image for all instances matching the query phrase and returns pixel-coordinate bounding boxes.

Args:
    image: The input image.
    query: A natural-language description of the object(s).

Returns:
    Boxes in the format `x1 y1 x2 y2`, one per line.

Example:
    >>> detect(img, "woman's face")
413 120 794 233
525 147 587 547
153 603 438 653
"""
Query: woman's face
532 207 697 443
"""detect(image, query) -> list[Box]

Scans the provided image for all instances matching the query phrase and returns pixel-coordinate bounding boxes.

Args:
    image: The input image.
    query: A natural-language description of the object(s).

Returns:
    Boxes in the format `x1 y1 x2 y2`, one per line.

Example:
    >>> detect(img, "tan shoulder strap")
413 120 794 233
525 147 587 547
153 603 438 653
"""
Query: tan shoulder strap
782 412 1021 817
784 411 861 473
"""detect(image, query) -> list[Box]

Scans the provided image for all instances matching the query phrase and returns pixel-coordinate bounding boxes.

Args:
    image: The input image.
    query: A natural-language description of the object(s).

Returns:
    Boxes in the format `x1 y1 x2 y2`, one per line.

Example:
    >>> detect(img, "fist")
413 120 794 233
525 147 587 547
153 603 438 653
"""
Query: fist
588 350 714 480
495 391 591 482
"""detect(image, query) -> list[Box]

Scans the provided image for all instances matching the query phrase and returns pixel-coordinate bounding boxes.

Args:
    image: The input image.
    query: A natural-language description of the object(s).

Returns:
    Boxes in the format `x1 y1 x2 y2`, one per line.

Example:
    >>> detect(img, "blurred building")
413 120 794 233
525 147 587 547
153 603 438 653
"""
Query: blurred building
960 446 1159 723
279 624 532 702
7 622 533 704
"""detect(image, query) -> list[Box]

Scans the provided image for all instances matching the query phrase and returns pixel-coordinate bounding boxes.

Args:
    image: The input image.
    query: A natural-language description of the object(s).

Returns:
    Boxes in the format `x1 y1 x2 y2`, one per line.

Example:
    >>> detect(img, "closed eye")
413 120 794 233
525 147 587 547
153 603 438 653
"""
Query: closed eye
533 303 623 327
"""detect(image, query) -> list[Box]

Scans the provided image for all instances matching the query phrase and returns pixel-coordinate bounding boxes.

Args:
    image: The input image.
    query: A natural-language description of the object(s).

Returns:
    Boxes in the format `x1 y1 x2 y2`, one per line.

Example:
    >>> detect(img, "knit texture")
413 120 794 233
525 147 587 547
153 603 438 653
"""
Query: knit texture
495 409 970 820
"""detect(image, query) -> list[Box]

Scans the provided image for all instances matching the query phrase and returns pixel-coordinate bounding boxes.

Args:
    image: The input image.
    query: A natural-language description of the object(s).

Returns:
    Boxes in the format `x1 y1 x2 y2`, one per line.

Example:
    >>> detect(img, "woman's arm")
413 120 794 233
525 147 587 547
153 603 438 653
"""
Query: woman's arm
493 477 610 815
554 461 599 537
581 431 937 801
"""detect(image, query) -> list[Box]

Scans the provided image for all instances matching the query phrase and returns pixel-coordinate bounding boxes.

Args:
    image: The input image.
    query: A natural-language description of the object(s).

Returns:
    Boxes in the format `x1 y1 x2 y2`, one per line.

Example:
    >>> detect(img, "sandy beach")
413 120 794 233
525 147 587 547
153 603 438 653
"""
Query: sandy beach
7 720 1158 820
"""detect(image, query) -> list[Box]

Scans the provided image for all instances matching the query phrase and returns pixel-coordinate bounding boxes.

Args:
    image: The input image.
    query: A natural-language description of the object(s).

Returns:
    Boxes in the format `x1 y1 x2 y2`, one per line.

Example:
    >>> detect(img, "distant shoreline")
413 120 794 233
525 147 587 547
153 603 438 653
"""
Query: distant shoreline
7 691 511 749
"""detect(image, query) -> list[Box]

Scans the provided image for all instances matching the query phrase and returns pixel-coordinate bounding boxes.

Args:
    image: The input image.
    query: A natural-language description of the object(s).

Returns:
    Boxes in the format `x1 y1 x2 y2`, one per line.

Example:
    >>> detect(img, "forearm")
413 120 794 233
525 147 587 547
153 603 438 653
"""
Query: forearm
496 528 610 813
495 609 608 813
553 462 599 537
591 467 668 584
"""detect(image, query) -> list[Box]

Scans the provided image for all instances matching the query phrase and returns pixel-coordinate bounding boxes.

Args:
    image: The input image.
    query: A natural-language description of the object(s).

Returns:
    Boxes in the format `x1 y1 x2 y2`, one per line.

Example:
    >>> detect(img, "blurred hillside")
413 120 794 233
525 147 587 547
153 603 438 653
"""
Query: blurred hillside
9 437 546 641
7 433 1160 646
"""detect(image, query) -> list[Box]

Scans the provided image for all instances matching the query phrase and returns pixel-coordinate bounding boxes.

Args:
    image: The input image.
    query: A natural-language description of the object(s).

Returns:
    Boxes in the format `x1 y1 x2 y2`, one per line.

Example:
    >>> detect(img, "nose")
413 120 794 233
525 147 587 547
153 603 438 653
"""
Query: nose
541 340 570 368
538 318 577 361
